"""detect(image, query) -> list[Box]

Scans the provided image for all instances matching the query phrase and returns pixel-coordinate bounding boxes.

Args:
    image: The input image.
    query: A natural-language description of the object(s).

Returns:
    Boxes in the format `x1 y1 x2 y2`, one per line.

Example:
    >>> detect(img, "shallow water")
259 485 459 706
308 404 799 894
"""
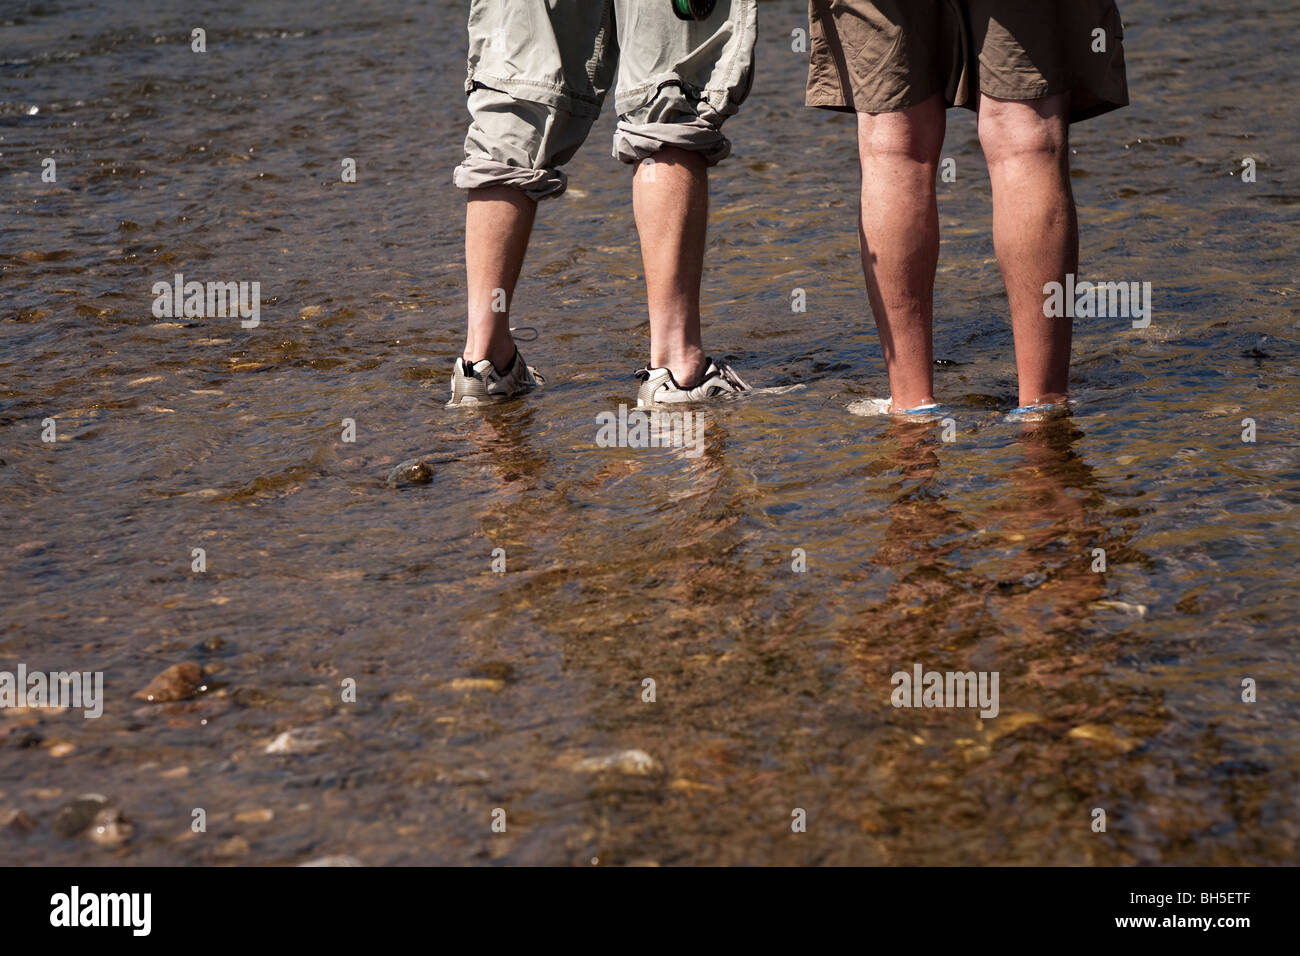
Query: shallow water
1 0 1298 865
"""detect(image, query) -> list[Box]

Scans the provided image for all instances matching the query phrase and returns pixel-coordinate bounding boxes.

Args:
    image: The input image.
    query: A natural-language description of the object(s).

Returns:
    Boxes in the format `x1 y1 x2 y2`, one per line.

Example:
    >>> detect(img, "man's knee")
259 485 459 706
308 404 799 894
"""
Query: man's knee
978 96 1069 166
856 97 945 167
631 145 707 174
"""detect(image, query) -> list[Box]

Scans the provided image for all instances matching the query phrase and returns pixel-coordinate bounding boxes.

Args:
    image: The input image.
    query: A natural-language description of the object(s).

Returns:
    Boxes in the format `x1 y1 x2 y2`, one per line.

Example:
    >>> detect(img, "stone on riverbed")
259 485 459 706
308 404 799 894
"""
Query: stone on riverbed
135 662 205 702
386 459 434 487
0 808 36 835
299 855 363 867
264 726 337 754
571 749 663 776
52 794 133 846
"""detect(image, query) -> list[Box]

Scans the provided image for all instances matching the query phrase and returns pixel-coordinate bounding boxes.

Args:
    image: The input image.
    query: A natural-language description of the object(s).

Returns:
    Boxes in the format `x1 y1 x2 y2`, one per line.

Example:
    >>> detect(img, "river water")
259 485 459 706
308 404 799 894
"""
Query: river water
1 0 1297 865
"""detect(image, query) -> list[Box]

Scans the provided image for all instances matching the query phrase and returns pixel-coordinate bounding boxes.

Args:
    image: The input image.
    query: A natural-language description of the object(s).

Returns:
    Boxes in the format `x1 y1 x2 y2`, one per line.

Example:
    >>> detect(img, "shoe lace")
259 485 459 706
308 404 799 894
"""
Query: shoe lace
711 360 750 391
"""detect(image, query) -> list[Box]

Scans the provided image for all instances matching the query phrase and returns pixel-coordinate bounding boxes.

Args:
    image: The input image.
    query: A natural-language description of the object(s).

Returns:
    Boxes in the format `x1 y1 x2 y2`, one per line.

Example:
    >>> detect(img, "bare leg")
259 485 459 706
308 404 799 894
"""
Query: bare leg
632 146 709 386
856 94 945 412
978 93 1077 407
464 185 537 371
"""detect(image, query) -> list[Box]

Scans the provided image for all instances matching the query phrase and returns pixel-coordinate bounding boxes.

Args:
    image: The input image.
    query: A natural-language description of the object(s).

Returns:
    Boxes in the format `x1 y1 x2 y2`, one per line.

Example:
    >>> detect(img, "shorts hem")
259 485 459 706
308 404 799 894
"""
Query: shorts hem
469 72 603 118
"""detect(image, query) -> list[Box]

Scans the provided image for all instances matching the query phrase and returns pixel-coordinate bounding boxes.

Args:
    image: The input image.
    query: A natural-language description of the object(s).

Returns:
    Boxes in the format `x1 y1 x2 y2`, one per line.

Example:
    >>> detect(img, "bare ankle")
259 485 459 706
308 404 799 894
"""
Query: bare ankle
656 349 707 388
464 334 516 373
1019 390 1069 408
888 386 936 413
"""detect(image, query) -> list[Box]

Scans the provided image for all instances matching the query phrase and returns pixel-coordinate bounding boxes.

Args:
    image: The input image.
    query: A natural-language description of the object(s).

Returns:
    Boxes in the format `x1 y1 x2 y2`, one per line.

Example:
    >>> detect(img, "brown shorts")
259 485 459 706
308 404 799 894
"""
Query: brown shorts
807 0 1129 124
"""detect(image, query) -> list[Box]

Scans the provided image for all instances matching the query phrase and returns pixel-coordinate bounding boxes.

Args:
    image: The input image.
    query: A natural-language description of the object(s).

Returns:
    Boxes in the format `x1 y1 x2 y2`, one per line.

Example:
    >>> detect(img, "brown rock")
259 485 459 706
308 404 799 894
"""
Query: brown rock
1067 723 1140 753
88 807 133 847
571 749 663 776
0 808 36 835
298 855 362 867
447 678 504 693
53 794 132 845
264 725 340 754
135 662 205 702
53 794 110 837
386 459 434 487
214 836 250 858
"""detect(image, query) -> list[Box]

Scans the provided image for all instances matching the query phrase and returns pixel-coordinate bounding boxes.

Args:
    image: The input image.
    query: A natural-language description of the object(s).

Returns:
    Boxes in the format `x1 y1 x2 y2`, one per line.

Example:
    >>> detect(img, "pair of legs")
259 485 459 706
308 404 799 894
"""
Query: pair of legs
856 91 1078 410
463 146 710 388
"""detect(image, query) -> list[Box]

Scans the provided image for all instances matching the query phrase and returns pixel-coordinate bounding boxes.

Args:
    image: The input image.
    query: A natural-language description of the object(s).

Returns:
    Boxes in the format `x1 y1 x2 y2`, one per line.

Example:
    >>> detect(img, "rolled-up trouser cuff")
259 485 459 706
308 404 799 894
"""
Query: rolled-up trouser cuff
453 156 568 201
612 118 731 167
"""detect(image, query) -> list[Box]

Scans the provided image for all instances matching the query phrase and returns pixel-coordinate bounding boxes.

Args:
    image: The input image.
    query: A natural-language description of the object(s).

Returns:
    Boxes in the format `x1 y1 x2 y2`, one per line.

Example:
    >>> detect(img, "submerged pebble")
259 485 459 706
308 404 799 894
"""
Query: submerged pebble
386 459 434 487
53 794 110 837
234 808 275 824
299 855 362 867
53 794 133 846
447 677 504 693
572 749 663 776
265 726 335 754
214 836 251 858
88 807 134 846
1068 724 1140 753
135 662 205 702
0 808 36 835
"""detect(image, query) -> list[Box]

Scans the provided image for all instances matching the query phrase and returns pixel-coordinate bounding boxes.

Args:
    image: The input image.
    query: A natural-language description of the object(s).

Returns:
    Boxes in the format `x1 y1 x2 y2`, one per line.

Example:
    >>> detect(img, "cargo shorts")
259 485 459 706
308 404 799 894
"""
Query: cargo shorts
454 0 757 201
807 0 1128 124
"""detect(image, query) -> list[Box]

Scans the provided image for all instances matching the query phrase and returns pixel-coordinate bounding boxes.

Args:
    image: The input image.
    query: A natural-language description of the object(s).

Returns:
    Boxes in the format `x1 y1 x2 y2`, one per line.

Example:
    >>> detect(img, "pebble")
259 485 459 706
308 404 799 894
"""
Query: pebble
135 662 205 702
386 458 434 487
572 749 663 776
88 807 133 846
214 836 250 857
53 794 110 837
447 678 504 693
472 661 516 682
1068 723 1140 753
0 808 36 835
53 794 133 846
299 855 362 867
265 726 334 754
984 712 1045 743
234 808 275 824
1092 600 1148 618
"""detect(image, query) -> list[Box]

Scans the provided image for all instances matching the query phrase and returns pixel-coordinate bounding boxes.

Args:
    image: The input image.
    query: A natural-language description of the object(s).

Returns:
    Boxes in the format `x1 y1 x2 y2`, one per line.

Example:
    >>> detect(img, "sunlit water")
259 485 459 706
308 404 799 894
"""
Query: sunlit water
1 0 1297 865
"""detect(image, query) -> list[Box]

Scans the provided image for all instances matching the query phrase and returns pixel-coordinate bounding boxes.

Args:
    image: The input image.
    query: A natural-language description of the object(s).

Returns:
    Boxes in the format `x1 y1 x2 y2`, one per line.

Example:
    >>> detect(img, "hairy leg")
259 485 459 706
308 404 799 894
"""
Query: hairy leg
464 185 537 371
856 93 946 411
978 93 1077 406
632 146 709 386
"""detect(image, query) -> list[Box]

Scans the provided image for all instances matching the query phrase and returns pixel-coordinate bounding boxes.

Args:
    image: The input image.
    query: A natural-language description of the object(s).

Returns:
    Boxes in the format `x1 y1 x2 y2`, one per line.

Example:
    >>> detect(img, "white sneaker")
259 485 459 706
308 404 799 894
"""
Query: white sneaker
447 349 543 407
635 358 750 407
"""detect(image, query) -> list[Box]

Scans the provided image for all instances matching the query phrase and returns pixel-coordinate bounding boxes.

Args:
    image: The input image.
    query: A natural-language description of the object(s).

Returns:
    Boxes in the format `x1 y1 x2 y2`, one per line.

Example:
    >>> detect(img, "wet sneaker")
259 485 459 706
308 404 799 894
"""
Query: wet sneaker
447 349 543 407
1004 400 1072 423
635 358 751 407
847 397 950 421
